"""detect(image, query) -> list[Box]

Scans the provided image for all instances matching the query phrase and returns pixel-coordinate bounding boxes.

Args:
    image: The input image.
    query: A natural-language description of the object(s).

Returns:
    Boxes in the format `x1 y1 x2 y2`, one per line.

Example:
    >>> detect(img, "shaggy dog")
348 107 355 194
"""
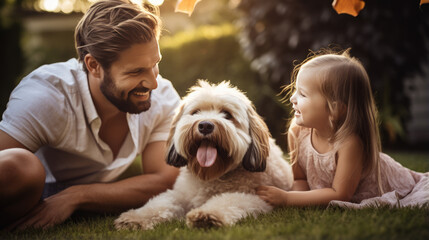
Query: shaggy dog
114 80 293 230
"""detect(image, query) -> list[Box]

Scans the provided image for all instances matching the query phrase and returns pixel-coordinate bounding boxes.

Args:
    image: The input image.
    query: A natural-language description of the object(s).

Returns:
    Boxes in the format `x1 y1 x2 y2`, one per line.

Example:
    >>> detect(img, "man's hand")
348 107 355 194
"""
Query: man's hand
10 186 82 230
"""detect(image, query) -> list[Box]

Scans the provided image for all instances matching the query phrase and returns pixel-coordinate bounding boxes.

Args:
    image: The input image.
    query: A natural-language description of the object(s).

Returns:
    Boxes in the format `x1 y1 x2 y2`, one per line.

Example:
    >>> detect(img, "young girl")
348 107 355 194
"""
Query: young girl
256 49 429 208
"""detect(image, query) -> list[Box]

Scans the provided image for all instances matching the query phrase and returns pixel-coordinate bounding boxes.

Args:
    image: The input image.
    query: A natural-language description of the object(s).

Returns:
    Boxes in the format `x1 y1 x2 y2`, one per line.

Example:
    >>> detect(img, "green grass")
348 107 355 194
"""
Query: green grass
1 151 428 240
387 151 429 173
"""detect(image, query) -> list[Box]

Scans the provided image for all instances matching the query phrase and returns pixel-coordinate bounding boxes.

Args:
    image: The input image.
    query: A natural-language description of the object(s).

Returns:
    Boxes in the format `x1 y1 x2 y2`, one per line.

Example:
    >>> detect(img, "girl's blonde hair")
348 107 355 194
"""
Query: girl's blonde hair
283 49 383 195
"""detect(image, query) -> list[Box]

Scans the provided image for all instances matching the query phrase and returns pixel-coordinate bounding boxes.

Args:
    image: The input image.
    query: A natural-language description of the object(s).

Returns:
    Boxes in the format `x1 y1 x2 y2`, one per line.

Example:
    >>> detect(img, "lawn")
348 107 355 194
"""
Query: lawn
1 151 428 240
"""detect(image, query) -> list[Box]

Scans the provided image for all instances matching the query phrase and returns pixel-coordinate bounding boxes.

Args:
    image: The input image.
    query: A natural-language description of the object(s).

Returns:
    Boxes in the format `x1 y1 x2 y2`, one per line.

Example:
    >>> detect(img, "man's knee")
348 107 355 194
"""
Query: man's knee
0 149 46 227
0 148 45 197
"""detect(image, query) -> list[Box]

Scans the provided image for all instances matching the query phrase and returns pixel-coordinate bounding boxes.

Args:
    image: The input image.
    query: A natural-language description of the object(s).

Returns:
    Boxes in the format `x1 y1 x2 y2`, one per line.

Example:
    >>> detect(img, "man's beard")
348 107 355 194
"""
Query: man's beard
100 71 152 114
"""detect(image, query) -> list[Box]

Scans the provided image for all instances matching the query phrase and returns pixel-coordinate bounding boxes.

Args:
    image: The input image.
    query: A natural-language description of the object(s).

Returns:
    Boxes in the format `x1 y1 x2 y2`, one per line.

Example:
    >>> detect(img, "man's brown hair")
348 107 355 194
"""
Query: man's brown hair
75 0 161 73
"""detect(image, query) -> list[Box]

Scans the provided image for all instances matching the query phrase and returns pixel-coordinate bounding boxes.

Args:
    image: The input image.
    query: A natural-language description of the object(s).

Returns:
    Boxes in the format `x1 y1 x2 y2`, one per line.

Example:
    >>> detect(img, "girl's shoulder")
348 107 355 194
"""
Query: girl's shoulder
339 134 363 148
335 134 364 159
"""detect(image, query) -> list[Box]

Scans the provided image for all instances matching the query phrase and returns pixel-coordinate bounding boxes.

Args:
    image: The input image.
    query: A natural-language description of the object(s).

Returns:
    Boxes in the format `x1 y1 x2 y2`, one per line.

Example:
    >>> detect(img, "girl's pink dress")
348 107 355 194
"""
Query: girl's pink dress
296 128 429 208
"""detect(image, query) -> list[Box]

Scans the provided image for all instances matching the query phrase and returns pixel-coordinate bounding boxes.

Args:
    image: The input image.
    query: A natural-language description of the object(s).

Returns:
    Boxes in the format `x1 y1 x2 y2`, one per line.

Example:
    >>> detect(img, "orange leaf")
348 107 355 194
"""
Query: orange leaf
175 0 201 16
332 0 365 17
421 0 429 5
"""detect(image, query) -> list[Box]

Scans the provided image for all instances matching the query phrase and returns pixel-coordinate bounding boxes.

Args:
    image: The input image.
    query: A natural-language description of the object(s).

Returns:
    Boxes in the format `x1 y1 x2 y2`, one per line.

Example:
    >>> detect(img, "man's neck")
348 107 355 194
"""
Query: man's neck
87 74 125 122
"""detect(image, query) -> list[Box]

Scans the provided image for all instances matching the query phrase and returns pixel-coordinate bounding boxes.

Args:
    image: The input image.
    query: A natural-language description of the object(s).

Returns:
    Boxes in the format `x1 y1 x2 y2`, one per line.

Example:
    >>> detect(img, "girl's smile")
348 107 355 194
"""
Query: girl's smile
293 107 301 118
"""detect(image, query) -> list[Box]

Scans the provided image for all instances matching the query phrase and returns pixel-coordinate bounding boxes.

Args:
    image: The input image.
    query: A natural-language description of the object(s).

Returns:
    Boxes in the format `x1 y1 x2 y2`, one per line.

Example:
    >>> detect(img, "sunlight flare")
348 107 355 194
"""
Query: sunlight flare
41 0 59 12
148 0 164 6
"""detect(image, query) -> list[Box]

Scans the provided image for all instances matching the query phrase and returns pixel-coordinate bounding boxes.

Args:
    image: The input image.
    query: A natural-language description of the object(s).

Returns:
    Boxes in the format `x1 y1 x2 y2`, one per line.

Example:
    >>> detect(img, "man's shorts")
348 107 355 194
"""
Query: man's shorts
41 182 74 199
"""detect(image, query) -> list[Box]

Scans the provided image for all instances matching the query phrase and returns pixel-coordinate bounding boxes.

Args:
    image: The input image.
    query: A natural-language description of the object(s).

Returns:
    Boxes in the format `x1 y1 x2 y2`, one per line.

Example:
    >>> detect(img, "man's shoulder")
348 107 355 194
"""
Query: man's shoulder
0 59 88 150
31 58 81 75
26 58 85 86
15 59 86 101
5 59 87 121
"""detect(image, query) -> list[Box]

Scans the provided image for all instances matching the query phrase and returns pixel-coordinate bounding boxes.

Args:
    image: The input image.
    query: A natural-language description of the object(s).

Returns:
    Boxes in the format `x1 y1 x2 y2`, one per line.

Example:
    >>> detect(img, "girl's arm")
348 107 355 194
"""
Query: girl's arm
257 134 363 207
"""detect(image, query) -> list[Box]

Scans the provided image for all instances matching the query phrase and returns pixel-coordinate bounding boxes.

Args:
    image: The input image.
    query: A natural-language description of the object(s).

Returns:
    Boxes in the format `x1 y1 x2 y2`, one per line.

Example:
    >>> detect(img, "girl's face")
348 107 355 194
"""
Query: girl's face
290 68 331 131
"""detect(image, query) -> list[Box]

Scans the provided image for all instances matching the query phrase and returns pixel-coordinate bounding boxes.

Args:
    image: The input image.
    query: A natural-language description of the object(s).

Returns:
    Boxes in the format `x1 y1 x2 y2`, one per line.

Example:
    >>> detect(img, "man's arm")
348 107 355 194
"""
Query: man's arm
76 141 180 212
13 141 179 229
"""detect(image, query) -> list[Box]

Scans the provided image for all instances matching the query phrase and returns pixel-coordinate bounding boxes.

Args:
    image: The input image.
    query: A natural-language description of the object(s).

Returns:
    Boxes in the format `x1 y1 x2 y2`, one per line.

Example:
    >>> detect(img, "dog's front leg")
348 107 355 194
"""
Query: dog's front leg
186 192 272 228
114 189 187 230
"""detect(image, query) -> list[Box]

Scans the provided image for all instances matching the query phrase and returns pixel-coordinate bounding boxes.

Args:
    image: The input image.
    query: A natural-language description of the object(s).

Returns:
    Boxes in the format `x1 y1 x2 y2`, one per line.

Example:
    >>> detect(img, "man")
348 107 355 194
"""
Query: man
0 0 180 229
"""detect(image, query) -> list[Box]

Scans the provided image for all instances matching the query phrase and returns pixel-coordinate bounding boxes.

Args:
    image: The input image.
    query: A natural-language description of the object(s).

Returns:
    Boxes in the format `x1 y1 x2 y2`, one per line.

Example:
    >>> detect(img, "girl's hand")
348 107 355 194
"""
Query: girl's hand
256 185 288 207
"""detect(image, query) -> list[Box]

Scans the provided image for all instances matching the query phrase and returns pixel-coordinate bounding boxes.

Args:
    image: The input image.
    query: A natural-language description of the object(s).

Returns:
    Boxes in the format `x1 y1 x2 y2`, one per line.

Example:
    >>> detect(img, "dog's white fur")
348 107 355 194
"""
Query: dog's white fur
114 80 293 230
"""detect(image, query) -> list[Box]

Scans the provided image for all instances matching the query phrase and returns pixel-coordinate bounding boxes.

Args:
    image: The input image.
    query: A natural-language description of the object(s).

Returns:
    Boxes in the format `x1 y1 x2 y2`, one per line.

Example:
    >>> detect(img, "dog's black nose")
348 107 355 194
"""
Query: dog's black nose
198 121 215 135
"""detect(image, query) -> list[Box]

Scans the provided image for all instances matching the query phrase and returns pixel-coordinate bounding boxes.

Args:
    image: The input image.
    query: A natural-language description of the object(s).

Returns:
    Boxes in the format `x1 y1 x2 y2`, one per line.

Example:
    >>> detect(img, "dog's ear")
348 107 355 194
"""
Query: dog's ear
167 143 188 167
242 105 270 172
166 104 188 167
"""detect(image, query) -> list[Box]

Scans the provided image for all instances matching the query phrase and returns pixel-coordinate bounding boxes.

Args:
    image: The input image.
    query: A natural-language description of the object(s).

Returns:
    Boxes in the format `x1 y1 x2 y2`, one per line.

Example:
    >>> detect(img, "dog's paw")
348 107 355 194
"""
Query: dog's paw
186 209 224 228
114 210 154 230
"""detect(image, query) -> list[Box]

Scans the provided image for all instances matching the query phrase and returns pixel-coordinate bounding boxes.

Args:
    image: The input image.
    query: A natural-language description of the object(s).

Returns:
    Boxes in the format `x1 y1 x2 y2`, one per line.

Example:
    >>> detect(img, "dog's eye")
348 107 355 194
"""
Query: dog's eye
191 109 200 115
222 110 233 120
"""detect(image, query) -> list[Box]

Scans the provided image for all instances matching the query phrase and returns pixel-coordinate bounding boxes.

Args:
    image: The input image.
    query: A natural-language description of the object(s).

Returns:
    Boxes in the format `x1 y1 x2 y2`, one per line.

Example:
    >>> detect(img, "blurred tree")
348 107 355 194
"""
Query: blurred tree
0 0 24 119
236 0 429 145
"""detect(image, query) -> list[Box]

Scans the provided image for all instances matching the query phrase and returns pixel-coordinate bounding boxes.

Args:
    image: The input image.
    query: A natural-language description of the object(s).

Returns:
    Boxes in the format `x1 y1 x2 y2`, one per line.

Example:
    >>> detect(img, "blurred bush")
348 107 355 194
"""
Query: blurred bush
159 24 291 149
0 0 24 119
21 29 76 76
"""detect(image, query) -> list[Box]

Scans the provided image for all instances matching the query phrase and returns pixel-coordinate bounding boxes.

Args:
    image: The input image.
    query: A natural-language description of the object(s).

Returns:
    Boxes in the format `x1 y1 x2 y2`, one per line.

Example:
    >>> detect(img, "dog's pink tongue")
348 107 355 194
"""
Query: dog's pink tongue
196 141 217 167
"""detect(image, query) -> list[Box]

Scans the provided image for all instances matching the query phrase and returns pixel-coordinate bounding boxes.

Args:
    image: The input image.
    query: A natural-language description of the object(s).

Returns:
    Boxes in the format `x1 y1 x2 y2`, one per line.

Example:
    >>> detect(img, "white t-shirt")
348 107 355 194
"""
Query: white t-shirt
0 58 181 184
